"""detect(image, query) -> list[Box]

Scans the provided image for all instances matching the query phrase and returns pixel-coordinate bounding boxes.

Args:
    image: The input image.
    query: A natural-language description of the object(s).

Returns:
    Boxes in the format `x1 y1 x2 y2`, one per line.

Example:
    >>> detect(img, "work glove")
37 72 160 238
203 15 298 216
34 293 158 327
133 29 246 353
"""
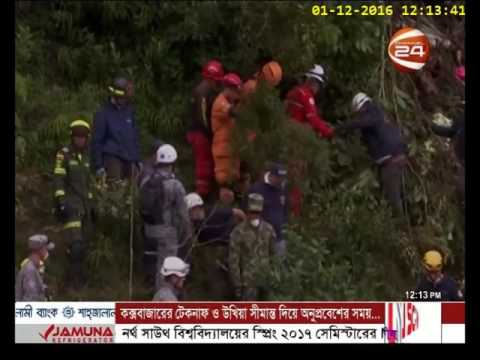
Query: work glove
96 168 107 178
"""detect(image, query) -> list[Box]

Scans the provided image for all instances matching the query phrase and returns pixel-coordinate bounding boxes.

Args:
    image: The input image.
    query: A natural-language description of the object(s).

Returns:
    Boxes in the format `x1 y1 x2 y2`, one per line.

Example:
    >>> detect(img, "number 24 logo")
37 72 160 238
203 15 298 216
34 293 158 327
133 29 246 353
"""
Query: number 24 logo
394 45 426 58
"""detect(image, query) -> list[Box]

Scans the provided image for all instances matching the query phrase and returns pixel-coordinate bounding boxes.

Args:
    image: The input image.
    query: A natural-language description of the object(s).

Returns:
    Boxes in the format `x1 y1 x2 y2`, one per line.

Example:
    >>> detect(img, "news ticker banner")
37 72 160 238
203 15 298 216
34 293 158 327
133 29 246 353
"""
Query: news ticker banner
15 301 465 344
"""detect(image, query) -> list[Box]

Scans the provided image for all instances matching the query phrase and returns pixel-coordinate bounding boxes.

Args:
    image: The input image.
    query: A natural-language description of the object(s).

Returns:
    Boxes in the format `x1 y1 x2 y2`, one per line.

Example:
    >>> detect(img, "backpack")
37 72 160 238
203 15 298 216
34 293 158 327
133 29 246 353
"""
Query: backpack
139 170 170 225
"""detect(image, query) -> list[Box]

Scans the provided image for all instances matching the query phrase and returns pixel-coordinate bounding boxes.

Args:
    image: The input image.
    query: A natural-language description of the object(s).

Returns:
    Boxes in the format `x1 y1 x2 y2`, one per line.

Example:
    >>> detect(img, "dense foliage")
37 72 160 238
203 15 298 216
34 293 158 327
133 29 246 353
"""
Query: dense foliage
15 1 464 300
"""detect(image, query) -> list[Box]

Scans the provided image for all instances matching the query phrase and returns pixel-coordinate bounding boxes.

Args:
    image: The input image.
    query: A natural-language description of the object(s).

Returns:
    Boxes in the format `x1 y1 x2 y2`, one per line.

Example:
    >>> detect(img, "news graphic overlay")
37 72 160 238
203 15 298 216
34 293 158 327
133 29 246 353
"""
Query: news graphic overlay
15 302 116 343
388 27 431 73
15 302 465 343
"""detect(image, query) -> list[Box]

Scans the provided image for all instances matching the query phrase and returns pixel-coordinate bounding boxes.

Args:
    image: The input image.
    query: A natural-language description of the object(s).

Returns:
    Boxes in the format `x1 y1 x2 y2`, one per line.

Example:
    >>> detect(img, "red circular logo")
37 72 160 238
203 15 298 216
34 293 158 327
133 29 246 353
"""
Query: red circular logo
388 27 430 73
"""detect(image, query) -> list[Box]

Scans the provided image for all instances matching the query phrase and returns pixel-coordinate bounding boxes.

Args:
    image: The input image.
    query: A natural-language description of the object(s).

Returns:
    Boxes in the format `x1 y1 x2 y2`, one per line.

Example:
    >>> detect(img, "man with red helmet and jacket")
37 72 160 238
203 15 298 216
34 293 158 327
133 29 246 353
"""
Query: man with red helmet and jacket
187 60 225 199
284 64 334 216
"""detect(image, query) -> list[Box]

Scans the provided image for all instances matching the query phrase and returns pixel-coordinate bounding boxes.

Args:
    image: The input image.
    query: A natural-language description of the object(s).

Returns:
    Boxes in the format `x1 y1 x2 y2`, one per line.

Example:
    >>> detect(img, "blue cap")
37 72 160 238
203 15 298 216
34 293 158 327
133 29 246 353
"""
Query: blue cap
269 163 287 177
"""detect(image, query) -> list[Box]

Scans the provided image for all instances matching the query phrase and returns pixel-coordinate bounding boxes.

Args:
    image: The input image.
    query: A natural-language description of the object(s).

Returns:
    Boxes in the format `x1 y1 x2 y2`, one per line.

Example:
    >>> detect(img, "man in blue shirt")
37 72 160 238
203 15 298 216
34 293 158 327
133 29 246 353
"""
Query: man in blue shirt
91 77 141 181
245 162 288 257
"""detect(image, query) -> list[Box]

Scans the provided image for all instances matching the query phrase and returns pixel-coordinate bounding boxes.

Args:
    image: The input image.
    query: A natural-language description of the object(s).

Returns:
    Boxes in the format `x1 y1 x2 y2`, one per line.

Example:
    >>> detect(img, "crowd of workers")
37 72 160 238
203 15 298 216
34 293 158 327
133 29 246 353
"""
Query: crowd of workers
15 56 465 302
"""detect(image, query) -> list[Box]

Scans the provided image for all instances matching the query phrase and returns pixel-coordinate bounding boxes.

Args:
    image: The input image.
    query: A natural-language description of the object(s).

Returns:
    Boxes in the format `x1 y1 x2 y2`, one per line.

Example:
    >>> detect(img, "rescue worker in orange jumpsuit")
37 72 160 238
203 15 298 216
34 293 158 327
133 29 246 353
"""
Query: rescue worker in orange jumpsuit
211 73 243 194
239 59 284 199
285 64 334 216
186 60 225 199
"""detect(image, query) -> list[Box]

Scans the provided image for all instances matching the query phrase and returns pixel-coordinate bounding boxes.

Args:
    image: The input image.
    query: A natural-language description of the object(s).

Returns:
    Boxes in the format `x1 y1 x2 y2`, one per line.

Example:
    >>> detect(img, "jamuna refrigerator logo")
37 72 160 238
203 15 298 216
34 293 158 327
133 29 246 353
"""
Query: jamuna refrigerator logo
39 325 114 343
385 303 419 343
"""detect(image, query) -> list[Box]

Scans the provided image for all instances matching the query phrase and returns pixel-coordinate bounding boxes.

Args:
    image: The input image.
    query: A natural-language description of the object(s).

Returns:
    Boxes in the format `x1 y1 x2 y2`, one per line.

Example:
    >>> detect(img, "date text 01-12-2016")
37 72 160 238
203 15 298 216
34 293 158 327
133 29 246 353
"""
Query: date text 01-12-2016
312 4 465 17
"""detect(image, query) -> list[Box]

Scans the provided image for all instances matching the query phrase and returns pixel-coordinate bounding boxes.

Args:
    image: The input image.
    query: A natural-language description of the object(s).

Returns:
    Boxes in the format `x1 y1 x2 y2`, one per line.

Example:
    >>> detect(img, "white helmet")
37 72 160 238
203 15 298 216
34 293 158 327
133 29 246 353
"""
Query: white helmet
160 256 190 277
156 144 177 164
352 92 371 112
185 193 204 211
305 64 327 84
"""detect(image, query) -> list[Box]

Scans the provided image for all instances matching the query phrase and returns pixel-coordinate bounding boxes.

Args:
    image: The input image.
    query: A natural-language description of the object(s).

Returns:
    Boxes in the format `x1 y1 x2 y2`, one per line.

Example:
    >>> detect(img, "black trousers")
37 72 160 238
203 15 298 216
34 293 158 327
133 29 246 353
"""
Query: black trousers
104 154 136 181
379 159 406 217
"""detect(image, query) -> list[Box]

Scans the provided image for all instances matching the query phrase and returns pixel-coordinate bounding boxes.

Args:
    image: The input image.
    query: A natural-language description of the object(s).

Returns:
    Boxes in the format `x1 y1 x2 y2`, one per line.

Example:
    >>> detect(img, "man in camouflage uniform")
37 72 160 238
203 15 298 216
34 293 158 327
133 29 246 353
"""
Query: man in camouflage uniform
53 119 95 289
228 193 276 301
15 234 55 301
138 144 191 292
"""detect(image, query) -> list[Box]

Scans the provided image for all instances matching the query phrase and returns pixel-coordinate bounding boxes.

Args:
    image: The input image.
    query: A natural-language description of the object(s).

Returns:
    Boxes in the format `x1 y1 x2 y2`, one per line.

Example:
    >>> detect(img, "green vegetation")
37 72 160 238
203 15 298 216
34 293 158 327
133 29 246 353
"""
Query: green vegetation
15 1 464 301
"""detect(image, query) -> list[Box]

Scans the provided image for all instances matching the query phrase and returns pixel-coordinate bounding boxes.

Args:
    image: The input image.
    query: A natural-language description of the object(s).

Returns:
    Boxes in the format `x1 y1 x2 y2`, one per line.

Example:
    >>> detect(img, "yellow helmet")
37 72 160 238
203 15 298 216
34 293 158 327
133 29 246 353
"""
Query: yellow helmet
70 119 90 136
423 250 443 272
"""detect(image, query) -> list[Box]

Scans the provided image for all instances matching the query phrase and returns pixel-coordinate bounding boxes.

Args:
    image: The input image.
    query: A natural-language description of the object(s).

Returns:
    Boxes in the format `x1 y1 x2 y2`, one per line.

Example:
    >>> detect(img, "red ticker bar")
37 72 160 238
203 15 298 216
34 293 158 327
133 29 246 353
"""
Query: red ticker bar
115 302 385 324
441 302 465 324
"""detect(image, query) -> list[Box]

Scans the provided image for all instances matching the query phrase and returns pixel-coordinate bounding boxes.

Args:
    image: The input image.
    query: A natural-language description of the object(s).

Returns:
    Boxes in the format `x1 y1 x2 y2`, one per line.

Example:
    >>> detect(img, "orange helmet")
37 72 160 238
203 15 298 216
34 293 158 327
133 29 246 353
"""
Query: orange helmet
260 61 282 87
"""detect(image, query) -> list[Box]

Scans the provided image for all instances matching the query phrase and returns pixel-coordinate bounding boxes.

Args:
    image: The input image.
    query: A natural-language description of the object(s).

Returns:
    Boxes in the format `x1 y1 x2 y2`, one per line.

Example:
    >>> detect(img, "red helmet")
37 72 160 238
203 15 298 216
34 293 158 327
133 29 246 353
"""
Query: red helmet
202 60 224 81
223 73 242 89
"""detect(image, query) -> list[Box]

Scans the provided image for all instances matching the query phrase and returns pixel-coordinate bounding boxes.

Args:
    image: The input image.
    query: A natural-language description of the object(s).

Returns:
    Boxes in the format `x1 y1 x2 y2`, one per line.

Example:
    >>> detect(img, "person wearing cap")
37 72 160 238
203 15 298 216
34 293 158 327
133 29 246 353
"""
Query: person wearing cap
211 73 243 191
138 144 191 292
152 256 190 301
53 119 95 289
415 250 463 301
15 235 54 301
336 93 408 217
245 162 288 257
187 60 225 198
229 193 276 301
136 138 165 287
91 76 141 181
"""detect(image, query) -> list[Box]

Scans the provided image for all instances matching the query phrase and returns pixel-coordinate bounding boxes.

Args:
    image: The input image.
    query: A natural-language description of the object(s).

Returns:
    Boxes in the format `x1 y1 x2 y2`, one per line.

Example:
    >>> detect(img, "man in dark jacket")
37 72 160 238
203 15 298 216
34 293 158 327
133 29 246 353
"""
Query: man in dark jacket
337 92 408 216
186 60 224 199
184 192 245 300
245 163 288 257
92 77 141 181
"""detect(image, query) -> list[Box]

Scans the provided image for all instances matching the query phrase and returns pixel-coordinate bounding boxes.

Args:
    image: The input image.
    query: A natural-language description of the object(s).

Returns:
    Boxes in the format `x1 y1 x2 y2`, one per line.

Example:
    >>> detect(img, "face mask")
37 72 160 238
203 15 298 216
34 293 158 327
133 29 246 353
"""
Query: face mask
250 219 260 227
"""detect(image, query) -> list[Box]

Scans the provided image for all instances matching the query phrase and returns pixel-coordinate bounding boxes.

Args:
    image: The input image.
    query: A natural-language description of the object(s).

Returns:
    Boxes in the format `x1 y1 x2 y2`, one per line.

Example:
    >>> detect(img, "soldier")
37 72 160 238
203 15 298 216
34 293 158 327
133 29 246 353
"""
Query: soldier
53 120 95 289
16 235 55 301
152 256 190 301
138 144 191 292
228 193 276 301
